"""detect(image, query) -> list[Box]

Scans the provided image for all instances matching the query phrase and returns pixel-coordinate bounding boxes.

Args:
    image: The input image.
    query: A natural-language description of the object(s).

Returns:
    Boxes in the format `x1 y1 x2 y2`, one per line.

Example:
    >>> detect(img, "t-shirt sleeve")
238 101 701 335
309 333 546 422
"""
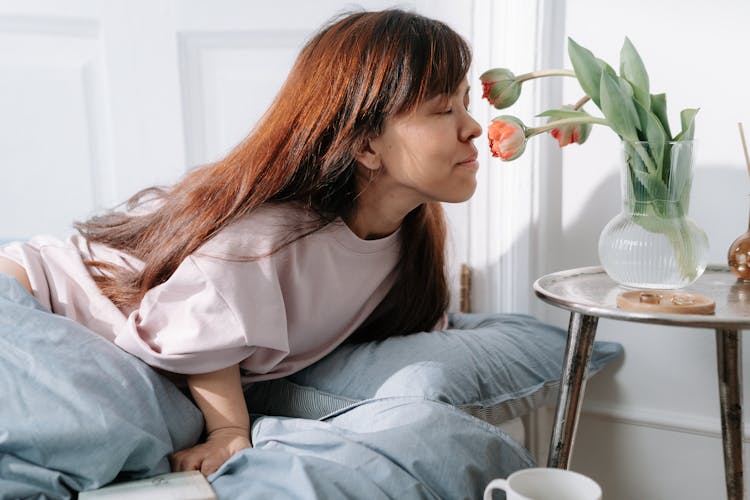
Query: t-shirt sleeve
113 254 288 375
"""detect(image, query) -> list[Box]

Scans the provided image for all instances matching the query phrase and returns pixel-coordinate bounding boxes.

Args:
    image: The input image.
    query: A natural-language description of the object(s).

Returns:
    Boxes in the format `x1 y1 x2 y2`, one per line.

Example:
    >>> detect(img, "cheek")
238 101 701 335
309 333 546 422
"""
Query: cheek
378 126 455 181
406 134 453 166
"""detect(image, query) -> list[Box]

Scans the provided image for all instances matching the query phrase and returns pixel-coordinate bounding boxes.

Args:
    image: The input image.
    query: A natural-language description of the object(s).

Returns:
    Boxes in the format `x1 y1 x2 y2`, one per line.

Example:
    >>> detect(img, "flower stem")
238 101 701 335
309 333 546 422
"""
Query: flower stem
574 95 591 110
516 69 577 83
527 116 610 137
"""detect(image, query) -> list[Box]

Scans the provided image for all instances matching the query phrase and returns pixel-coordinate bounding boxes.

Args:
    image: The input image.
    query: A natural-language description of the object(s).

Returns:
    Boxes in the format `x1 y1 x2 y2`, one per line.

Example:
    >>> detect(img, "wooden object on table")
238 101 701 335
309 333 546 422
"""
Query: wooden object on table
616 290 716 314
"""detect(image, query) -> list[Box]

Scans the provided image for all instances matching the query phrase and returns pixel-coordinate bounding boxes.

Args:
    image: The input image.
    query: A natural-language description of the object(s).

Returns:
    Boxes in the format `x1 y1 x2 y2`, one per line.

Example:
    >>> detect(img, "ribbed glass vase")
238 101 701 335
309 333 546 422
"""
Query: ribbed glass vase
598 140 709 289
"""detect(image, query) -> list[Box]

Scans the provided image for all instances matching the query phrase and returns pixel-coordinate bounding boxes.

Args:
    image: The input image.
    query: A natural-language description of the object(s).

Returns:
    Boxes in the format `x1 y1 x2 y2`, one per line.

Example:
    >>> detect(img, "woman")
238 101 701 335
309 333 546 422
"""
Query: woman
0 9 481 475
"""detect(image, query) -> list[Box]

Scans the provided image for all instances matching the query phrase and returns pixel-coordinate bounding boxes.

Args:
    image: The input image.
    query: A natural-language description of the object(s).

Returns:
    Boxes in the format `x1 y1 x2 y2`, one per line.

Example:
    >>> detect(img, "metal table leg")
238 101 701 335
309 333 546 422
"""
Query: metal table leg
547 312 599 469
715 329 744 500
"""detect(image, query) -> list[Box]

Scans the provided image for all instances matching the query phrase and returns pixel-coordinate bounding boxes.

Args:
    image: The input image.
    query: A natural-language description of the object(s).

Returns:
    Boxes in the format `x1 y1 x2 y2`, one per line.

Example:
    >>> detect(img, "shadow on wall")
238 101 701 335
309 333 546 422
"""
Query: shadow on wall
691 166 750 263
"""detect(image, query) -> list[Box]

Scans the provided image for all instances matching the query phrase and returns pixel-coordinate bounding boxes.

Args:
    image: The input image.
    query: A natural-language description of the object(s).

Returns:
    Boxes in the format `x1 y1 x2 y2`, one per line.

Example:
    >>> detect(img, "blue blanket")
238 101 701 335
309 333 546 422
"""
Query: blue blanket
0 275 535 499
213 398 534 499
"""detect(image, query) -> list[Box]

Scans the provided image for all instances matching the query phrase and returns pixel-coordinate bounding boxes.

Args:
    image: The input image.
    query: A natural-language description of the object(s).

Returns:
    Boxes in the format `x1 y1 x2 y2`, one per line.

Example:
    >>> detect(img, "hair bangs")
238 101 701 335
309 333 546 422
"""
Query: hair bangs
393 16 472 115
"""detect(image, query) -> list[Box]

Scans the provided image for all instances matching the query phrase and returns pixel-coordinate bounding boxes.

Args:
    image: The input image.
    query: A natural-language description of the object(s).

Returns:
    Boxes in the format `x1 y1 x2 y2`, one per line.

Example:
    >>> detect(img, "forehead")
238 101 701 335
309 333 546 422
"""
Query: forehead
423 79 471 104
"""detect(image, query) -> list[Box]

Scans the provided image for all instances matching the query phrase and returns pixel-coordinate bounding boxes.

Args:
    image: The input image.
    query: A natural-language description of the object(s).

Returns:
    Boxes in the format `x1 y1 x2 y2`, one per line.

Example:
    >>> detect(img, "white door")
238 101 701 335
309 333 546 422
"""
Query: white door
1 0 466 231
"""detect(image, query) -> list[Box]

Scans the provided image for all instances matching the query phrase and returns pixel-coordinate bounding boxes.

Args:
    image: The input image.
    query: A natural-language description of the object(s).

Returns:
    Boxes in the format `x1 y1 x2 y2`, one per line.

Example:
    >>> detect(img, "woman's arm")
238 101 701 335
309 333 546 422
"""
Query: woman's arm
171 363 252 475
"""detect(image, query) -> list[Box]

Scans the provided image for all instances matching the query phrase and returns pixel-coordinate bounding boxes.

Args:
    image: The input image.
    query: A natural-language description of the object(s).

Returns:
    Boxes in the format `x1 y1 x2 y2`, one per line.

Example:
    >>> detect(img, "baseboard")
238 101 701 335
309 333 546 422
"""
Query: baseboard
527 402 750 464
582 402 750 442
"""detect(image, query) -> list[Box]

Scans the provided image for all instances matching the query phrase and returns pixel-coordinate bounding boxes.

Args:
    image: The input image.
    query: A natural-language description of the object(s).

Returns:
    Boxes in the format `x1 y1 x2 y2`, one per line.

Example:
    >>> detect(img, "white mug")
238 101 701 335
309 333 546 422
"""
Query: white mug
483 467 602 500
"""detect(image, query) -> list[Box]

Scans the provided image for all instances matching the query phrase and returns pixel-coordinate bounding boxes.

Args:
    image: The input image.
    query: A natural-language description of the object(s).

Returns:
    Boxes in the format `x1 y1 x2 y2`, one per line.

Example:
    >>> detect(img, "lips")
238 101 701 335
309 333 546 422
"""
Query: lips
457 151 479 165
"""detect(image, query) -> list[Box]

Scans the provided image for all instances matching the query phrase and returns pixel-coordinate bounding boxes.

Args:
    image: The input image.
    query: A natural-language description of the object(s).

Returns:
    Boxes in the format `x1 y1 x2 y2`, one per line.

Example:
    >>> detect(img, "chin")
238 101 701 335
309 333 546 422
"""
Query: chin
440 182 477 204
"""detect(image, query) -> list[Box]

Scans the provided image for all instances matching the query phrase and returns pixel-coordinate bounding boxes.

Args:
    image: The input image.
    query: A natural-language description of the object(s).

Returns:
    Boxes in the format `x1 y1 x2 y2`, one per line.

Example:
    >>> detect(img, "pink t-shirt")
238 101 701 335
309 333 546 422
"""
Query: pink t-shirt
0 203 401 382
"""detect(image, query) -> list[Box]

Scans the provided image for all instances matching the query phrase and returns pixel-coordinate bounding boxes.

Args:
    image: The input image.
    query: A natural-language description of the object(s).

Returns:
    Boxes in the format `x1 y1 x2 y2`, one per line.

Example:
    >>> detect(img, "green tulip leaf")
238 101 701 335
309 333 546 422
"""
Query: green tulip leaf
599 71 640 142
620 37 650 108
631 169 669 205
650 93 672 140
668 142 694 207
633 99 666 173
674 108 699 141
616 74 639 118
568 38 610 108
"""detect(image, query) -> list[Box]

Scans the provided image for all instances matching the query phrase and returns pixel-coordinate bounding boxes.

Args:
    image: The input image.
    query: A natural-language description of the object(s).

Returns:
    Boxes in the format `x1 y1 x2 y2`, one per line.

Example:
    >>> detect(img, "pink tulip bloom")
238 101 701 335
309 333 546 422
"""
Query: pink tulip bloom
479 68 520 109
549 122 591 147
550 126 580 147
481 80 495 103
487 117 526 161
547 105 592 147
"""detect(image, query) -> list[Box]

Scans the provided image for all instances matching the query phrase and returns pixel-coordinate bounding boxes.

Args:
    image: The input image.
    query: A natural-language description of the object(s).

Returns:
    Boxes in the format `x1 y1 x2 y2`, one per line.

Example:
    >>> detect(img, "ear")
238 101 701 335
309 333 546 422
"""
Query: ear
353 137 382 172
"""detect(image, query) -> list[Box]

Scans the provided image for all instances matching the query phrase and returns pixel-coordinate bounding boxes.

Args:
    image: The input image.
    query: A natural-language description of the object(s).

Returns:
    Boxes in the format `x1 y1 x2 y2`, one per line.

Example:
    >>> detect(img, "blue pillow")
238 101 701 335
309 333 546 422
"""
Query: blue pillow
246 312 623 425
0 275 203 499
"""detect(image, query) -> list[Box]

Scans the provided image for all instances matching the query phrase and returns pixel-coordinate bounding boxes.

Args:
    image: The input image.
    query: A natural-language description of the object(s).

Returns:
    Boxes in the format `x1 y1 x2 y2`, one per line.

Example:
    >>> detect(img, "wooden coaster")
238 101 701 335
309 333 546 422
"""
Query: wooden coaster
616 290 716 314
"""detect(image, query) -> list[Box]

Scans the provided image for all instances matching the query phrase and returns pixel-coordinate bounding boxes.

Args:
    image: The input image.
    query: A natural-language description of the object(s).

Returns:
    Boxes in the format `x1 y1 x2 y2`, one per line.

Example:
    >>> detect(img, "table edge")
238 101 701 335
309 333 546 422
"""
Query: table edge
533 265 750 329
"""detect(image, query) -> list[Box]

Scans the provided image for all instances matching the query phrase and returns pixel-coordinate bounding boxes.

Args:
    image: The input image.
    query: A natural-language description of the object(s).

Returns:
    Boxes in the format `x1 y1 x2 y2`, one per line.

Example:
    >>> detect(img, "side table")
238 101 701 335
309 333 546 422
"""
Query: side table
533 265 748 500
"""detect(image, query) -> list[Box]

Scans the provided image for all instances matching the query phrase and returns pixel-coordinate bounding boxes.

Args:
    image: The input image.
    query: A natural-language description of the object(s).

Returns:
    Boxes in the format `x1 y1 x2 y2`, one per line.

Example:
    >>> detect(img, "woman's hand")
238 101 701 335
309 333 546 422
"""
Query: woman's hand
178 364 252 476
171 426 251 476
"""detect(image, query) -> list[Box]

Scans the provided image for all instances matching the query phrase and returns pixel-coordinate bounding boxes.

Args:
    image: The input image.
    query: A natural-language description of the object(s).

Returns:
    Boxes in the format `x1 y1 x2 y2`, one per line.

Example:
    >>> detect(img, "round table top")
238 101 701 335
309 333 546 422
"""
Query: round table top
533 265 750 329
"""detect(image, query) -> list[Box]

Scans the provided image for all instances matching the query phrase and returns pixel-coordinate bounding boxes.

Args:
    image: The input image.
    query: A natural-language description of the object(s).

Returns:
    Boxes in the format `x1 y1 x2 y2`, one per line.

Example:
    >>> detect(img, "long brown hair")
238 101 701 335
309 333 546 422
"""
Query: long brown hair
75 9 471 341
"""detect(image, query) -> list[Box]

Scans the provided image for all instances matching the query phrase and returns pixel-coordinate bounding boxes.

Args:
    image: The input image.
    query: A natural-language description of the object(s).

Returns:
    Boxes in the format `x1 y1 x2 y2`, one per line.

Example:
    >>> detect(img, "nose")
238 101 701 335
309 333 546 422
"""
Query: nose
461 111 482 142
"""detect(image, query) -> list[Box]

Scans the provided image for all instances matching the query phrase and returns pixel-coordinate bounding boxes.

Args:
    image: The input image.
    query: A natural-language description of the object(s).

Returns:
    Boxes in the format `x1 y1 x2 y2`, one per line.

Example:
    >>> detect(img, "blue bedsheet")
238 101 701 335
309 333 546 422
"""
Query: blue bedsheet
0 274 535 499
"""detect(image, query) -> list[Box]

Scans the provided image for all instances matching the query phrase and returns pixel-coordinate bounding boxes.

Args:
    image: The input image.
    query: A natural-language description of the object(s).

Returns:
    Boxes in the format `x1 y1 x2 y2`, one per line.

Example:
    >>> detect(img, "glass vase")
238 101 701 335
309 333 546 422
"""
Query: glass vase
727 195 750 280
598 140 708 289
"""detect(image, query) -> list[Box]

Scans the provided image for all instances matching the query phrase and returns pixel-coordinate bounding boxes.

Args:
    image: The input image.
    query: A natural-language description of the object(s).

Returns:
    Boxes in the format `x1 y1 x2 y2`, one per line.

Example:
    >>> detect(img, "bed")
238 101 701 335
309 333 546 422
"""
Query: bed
0 272 622 499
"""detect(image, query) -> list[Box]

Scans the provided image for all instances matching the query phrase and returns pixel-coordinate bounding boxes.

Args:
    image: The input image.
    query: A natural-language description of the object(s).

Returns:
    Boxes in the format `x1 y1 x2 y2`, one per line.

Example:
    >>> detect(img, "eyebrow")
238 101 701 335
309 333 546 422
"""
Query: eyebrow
428 85 470 106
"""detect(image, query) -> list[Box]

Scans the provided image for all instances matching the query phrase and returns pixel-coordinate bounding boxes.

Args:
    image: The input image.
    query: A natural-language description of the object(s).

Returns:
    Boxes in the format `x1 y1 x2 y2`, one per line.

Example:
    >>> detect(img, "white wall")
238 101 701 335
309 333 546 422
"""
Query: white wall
541 1 750 498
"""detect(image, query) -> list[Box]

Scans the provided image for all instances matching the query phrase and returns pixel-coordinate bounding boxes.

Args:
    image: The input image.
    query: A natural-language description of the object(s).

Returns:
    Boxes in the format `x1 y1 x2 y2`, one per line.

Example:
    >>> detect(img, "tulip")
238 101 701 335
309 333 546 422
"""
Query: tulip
487 113 609 162
480 68 577 110
488 116 527 161
480 69 521 110
550 124 590 147
548 106 592 147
